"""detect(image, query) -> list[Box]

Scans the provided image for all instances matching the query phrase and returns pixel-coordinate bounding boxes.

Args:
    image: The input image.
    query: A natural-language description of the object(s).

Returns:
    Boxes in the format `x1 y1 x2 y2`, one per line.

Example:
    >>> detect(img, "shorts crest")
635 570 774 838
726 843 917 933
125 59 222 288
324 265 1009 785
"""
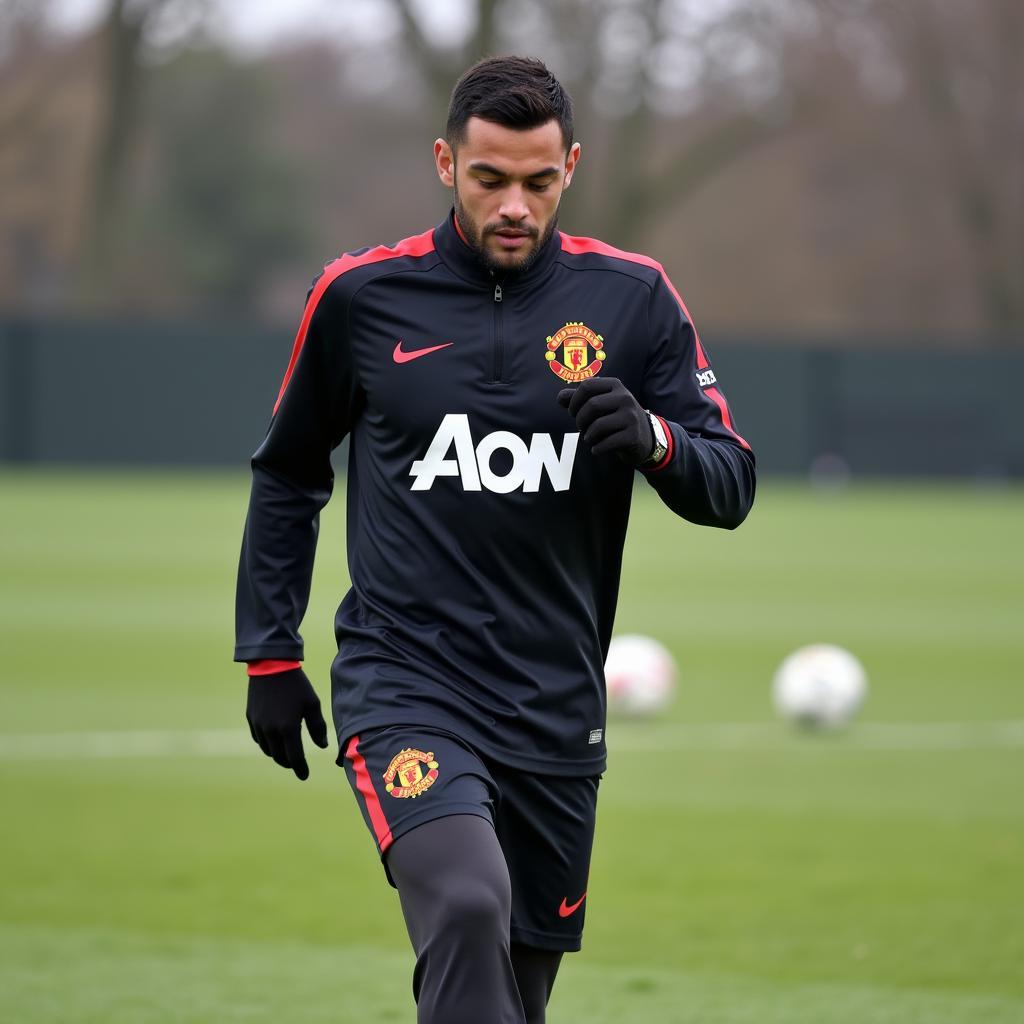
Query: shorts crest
383 747 440 799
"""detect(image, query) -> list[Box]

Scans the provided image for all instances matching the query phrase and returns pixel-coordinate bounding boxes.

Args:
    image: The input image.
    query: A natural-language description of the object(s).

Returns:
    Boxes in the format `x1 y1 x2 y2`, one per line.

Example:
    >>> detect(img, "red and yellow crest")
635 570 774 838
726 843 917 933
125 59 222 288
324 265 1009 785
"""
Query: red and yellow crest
545 322 606 382
383 748 439 799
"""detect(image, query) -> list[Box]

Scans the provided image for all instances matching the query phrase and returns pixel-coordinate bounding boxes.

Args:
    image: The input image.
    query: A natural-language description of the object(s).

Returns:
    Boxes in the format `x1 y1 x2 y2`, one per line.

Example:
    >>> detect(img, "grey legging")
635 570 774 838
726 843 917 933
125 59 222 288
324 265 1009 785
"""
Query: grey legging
386 814 564 1024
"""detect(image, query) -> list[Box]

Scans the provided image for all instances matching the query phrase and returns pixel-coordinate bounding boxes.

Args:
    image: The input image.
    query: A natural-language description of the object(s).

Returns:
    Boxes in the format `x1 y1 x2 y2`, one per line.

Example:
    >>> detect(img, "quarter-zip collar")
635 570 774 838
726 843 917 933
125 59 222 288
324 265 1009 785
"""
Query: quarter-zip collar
433 207 561 290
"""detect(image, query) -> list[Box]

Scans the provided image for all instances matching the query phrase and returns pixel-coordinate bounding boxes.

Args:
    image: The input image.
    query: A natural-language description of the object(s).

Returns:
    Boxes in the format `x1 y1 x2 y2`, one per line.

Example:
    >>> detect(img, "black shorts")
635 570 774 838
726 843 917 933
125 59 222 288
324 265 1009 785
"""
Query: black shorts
341 725 600 951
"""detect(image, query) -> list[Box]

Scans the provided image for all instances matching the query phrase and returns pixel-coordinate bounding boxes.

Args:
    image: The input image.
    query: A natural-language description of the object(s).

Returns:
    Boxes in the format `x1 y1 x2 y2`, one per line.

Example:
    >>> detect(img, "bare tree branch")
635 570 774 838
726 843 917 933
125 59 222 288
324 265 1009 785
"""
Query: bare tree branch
391 0 459 102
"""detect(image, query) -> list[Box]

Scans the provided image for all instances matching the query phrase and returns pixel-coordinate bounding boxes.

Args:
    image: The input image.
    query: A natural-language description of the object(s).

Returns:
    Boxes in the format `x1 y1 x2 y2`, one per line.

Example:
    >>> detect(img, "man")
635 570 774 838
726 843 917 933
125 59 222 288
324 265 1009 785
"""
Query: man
236 56 754 1024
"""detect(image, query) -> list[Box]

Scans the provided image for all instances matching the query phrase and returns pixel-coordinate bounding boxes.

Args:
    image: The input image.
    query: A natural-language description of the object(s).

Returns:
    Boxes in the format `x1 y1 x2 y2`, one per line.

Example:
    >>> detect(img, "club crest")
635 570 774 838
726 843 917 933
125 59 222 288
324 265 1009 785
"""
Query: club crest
383 747 439 799
544 322 606 382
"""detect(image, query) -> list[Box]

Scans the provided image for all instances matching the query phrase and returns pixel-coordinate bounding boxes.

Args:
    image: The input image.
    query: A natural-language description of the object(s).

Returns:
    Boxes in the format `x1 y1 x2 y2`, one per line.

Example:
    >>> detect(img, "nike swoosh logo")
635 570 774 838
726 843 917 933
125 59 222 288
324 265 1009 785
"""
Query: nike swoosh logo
393 340 454 364
558 893 587 918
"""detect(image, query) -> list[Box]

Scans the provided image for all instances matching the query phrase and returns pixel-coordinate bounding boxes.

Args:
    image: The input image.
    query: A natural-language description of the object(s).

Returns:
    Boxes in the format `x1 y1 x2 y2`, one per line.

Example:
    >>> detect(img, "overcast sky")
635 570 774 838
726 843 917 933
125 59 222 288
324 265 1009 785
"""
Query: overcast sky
48 0 470 52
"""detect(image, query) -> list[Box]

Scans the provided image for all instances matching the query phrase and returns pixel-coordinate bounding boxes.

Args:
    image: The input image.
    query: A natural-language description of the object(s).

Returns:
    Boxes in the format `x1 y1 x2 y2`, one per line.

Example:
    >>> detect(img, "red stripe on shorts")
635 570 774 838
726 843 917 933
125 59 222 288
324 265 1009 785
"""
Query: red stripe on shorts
345 734 394 853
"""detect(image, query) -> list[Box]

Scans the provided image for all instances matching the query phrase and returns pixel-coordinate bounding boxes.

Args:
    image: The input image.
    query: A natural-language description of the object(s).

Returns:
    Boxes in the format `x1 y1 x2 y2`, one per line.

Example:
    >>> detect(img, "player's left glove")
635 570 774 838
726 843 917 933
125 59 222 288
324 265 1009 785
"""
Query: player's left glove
557 377 655 466
246 668 329 781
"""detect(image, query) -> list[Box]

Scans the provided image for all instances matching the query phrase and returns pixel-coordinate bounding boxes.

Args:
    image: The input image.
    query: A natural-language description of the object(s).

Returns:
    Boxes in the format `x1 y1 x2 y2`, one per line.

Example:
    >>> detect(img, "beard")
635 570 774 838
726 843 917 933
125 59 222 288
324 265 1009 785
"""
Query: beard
454 186 559 277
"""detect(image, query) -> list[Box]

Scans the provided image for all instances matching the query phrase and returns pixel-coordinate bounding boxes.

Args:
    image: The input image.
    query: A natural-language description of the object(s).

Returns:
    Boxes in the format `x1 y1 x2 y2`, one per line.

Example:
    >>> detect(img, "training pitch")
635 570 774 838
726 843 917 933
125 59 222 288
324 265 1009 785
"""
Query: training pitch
1 472 1022 1022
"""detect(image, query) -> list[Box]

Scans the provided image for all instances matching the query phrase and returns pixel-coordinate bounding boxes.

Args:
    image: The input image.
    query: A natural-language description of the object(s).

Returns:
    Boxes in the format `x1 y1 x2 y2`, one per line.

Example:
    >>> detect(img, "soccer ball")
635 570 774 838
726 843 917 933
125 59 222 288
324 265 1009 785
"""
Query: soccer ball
604 634 677 716
773 643 867 729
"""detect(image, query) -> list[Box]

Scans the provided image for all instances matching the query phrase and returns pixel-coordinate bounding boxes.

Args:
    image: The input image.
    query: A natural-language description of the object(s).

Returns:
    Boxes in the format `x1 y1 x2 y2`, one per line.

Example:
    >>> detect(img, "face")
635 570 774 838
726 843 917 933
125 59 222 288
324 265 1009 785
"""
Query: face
434 116 581 275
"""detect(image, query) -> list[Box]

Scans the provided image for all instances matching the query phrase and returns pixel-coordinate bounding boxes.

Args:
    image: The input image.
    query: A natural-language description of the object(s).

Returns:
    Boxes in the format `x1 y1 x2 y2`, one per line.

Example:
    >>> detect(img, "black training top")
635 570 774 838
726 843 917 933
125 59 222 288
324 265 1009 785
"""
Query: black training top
235 210 755 775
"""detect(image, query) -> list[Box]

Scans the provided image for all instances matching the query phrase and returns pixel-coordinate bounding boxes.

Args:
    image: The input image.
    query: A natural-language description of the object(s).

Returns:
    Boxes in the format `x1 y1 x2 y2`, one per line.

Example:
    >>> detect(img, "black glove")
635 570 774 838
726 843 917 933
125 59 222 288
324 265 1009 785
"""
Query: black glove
557 377 655 466
246 668 329 781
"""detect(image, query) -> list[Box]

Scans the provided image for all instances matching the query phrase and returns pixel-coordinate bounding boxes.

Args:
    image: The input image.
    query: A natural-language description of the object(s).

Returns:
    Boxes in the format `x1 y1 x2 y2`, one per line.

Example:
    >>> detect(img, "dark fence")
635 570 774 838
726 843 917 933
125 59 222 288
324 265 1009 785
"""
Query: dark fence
2 317 1022 477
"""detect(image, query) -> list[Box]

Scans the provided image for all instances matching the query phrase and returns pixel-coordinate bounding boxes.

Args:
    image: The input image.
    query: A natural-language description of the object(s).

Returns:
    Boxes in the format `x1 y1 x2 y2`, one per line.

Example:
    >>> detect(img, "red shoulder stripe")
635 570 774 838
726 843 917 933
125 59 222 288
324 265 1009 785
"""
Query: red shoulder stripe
560 233 701 340
273 228 436 414
559 232 748 450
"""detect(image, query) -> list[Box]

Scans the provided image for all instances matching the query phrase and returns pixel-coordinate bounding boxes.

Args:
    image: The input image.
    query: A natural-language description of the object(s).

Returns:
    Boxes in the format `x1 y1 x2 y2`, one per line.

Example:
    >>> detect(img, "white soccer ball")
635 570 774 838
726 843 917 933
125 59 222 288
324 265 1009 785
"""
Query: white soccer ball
604 634 677 716
773 643 867 729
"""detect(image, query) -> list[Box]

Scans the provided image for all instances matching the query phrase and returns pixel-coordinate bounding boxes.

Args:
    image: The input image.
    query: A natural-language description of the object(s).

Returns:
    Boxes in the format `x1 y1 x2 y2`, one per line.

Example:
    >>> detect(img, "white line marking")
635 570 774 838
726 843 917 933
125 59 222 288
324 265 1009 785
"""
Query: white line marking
0 729 251 760
610 720 1024 751
1 721 1023 761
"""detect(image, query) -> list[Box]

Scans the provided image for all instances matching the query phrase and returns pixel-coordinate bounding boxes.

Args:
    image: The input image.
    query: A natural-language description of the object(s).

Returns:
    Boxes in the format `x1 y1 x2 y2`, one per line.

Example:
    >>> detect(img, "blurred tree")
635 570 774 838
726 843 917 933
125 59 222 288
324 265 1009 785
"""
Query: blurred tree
812 0 1023 332
0 1 99 310
1 0 1019 338
375 0 1021 334
0 0 50 62
118 46 311 313
385 0 813 247
82 0 213 300
65 0 310 315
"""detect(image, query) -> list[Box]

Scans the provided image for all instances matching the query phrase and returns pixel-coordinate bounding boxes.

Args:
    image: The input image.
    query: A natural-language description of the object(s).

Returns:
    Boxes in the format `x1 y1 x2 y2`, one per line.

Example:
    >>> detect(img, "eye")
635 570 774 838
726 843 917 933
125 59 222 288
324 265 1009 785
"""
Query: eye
478 179 502 189
529 182 552 193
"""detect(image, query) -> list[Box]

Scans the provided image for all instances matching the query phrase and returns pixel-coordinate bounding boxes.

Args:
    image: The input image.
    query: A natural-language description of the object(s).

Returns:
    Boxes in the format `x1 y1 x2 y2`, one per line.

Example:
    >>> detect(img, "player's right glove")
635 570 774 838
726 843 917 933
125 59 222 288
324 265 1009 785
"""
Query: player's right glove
557 376 655 466
246 667 329 781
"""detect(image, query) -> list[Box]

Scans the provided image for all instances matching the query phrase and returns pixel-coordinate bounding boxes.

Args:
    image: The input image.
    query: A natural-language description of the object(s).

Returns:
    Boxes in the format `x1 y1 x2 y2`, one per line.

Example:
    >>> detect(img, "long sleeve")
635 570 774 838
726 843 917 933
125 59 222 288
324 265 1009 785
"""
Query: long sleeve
637 272 756 529
234 276 362 661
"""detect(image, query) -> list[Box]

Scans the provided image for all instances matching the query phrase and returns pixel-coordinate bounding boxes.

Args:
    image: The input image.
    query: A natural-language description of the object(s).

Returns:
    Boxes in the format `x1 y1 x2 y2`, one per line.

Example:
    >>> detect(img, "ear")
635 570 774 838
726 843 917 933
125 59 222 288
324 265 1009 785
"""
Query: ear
563 142 582 189
434 138 455 188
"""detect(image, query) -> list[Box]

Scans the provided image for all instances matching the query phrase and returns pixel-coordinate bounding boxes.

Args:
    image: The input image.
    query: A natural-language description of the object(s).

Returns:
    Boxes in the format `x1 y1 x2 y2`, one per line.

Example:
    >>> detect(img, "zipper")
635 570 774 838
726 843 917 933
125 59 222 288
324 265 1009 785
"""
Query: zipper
490 282 504 384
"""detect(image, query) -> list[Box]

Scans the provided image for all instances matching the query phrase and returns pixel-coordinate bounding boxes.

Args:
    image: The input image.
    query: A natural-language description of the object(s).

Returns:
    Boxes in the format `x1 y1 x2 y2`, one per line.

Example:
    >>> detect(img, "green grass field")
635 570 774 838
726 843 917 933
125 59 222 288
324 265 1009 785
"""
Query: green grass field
1 471 1022 1022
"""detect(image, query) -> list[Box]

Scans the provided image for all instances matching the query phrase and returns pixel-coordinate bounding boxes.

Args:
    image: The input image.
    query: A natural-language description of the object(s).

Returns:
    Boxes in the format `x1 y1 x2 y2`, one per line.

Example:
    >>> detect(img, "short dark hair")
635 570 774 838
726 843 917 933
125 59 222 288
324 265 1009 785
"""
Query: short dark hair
446 56 574 153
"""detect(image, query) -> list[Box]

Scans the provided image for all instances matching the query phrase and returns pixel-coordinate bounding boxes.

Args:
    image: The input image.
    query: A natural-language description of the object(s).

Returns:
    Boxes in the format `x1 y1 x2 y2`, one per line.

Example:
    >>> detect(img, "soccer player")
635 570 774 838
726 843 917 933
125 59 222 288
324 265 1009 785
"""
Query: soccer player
236 56 755 1024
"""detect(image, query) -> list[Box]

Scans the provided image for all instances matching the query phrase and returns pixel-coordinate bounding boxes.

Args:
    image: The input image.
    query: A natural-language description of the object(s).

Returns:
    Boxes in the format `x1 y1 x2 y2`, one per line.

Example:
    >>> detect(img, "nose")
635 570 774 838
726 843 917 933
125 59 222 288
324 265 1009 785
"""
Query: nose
497 185 530 223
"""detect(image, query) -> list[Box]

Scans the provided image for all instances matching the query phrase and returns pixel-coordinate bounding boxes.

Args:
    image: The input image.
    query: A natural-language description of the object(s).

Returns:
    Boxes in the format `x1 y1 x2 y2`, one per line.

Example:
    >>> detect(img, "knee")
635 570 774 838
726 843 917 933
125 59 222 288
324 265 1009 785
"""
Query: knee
435 875 511 938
